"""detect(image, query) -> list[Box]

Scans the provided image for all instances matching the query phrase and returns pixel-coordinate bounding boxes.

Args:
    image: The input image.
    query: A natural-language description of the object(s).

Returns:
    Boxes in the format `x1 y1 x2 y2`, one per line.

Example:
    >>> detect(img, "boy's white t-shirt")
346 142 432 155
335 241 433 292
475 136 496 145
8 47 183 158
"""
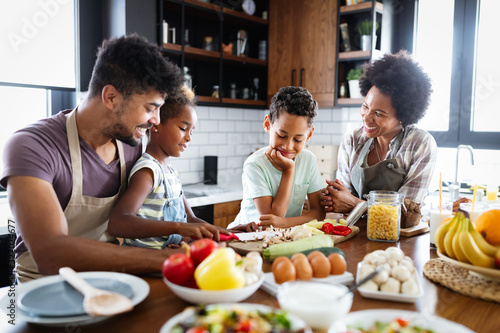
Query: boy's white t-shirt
228 147 324 228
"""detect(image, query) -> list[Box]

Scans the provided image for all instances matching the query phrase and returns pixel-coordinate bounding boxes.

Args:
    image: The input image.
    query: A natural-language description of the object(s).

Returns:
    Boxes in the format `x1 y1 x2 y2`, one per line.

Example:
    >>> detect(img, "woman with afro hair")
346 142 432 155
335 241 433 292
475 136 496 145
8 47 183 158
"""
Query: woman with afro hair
322 50 437 214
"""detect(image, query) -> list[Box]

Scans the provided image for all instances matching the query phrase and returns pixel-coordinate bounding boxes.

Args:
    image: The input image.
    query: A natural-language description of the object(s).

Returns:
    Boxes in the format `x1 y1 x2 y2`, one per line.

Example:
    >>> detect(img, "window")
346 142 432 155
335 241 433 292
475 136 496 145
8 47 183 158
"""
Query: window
415 0 500 149
0 0 77 189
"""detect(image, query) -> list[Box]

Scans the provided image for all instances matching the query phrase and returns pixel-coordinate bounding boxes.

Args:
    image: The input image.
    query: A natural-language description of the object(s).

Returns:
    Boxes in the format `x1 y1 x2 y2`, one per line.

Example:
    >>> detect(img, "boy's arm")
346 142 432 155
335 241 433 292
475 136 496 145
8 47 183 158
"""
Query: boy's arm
8 176 179 275
259 190 326 228
109 169 222 240
253 166 294 217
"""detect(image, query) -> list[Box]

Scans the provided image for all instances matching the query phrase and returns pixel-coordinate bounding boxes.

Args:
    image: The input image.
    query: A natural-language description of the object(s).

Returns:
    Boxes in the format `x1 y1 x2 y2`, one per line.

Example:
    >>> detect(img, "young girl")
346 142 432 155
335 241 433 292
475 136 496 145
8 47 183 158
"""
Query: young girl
109 86 229 249
227 86 326 229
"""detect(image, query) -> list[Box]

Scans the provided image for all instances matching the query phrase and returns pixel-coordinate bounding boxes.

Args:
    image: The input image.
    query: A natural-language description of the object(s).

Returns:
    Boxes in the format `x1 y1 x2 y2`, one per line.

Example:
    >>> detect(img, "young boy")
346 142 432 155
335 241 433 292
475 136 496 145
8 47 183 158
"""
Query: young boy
228 86 326 229
108 86 229 248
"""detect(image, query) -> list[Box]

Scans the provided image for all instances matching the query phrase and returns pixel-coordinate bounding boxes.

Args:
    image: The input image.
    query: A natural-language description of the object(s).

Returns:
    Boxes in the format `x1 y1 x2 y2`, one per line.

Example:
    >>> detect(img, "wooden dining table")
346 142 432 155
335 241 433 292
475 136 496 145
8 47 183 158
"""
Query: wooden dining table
1 219 499 333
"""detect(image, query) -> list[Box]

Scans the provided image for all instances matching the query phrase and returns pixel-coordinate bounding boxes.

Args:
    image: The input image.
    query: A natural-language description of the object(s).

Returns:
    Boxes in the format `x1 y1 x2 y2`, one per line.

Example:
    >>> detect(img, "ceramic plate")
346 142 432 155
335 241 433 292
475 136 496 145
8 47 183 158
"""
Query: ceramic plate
18 277 133 317
437 250 500 281
328 309 474 333
159 303 312 333
356 262 423 303
0 272 149 327
260 271 353 297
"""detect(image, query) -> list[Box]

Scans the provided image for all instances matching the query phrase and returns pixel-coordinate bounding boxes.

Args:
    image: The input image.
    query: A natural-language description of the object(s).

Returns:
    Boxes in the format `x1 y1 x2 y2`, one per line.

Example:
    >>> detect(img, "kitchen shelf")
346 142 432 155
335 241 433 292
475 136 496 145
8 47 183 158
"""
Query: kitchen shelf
340 1 383 14
337 97 364 105
159 0 269 108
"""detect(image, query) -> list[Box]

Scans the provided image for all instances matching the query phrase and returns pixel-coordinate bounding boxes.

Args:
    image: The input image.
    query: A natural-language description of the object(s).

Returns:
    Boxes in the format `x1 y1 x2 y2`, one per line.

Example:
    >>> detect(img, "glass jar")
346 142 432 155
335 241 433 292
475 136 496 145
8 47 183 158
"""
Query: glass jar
366 191 403 242
211 85 219 98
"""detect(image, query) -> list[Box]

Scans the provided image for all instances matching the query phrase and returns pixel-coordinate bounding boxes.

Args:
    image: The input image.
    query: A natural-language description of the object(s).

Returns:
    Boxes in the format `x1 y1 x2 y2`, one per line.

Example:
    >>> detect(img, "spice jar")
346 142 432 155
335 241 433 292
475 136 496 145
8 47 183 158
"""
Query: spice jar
211 85 219 98
366 191 403 242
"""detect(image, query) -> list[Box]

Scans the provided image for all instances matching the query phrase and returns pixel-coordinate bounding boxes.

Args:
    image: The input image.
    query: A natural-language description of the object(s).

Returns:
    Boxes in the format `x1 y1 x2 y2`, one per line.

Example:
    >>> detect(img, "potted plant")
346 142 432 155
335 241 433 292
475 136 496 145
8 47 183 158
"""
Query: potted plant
356 19 379 51
346 67 363 99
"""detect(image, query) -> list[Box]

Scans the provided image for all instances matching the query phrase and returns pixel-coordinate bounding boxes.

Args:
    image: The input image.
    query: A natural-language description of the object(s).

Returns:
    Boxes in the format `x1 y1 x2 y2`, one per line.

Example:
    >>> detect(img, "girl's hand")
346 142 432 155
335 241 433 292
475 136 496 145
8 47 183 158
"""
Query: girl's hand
259 214 289 228
178 223 223 241
324 179 362 214
227 222 259 233
265 147 294 172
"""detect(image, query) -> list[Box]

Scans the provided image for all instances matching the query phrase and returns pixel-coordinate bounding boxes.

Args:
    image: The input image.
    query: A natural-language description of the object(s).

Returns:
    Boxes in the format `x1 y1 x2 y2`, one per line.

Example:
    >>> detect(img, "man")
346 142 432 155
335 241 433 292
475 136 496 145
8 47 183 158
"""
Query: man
1 34 222 283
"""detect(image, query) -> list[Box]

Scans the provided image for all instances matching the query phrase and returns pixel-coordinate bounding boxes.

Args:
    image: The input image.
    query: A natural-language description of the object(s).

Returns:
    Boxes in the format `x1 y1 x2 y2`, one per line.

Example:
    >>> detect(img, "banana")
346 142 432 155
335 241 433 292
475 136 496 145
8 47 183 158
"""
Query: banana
459 226 496 268
451 215 469 263
434 215 456 255
467 221 500 257
443 214 460 259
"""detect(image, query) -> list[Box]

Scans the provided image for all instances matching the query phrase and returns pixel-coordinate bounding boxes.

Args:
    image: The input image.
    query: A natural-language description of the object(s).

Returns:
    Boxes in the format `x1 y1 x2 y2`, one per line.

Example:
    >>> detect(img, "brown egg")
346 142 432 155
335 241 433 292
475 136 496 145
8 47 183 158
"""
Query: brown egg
272 256 289 272
291 252 308 264
293 257 313 280
272 257 296 284
309 255 331 278
328 253 347 275
307 250 325 261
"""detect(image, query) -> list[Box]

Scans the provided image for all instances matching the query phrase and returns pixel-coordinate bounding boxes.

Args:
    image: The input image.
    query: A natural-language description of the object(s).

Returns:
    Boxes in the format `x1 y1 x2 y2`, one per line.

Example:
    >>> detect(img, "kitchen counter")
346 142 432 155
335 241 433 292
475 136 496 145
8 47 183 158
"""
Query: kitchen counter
183 183 243 207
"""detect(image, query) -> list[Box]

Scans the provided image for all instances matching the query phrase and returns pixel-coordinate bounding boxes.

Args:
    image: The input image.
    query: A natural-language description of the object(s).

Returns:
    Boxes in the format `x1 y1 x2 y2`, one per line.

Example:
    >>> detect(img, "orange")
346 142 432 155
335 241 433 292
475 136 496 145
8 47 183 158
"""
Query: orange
475 209 500 246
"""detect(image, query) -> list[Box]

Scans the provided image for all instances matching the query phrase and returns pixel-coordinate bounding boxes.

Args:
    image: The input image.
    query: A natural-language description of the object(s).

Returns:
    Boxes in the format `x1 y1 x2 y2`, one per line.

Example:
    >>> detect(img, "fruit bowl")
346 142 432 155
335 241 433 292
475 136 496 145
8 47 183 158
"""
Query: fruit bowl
163 273 264 304
437 251 500 282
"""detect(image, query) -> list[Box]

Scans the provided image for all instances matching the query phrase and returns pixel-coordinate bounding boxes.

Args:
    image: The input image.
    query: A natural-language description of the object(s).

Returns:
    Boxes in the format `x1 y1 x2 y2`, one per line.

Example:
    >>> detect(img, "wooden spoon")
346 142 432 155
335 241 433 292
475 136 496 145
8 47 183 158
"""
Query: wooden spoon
59 267 134 316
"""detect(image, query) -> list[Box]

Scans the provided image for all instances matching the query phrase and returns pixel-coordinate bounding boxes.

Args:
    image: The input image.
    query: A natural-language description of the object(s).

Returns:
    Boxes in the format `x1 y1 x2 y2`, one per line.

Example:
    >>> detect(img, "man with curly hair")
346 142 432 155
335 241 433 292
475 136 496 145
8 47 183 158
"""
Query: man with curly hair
1 34 188 282
228 86 326 229
322 50 437 214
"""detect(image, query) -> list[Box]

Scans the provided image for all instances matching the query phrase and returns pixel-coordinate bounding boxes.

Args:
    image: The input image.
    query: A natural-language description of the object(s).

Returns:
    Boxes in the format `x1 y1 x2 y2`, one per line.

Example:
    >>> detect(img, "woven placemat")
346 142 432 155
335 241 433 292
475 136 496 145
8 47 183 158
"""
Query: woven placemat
423 259 500 303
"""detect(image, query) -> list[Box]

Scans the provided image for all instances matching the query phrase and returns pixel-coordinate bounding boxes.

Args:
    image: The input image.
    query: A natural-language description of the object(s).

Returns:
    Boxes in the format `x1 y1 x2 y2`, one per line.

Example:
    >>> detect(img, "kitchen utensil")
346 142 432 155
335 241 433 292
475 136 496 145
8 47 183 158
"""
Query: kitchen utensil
59 267 134 316
339 266 382 300
345 201 368 227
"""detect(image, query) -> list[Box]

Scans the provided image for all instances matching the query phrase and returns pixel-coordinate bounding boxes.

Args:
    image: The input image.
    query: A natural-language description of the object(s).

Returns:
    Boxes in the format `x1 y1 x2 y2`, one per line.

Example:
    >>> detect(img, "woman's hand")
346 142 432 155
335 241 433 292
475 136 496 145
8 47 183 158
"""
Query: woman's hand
259 214 288 228
265 146 294 172
324 179 363 214
321 188 334 212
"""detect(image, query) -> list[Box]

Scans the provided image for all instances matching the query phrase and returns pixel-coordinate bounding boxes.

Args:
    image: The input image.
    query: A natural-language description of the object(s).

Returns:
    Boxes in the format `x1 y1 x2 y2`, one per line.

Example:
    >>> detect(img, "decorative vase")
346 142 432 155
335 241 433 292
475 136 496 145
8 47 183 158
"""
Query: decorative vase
361 35 377 51
348 80 362 99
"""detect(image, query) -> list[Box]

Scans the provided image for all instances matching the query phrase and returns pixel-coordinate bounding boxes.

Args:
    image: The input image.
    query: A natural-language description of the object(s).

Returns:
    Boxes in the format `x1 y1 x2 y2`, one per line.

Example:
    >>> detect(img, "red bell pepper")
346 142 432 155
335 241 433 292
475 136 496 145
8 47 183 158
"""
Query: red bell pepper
332 225 352 236
321 222 335 234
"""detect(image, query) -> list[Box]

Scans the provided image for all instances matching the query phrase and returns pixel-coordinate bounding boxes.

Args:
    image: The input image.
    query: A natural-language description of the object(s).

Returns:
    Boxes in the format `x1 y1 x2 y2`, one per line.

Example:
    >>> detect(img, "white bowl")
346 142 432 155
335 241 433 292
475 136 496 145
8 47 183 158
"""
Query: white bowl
277 281 353 330
163 273 264 304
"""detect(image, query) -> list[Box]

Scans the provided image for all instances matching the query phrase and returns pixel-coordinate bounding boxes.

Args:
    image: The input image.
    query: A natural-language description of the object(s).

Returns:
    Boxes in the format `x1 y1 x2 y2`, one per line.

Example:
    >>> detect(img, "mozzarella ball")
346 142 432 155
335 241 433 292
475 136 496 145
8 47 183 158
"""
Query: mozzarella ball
386 247 405 262
372 268 389 285
388 258 399 268
358 264 375 279
360 279 379 292
391 265 412 282
401 279 419 295
362 252 379 265
380 277 401 293
399 259 415 273
372 250 388 259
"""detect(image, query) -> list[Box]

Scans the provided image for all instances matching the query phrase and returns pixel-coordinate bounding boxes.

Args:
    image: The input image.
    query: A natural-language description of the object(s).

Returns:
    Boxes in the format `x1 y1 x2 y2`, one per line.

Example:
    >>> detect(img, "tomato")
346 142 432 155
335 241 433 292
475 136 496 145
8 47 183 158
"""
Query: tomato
162 253 194 285
235 319 252 332
396 318 409 327
190 239 218 266
186 328 209 333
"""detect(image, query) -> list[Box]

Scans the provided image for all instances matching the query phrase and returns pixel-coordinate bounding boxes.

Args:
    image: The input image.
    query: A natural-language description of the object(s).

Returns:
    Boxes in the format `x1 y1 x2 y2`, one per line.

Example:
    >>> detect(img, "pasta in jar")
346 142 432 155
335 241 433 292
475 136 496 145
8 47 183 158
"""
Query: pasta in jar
366 191 403 242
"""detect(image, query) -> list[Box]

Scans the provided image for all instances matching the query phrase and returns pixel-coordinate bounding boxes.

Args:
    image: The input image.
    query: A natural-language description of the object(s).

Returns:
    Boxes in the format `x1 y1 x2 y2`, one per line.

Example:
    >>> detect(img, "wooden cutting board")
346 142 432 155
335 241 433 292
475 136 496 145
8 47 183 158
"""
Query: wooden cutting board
229 225 359 256
400 221 429 237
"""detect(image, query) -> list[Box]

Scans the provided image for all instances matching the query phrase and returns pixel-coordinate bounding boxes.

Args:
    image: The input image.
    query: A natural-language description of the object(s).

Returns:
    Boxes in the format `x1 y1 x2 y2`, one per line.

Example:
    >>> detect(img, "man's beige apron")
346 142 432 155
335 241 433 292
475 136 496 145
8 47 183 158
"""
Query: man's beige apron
16 109 126 283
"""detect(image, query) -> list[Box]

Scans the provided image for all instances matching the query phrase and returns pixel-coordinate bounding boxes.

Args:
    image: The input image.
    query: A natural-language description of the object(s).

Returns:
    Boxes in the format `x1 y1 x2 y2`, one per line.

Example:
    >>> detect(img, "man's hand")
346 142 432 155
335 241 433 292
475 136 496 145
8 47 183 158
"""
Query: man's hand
259 214 289 228
265 147 294 172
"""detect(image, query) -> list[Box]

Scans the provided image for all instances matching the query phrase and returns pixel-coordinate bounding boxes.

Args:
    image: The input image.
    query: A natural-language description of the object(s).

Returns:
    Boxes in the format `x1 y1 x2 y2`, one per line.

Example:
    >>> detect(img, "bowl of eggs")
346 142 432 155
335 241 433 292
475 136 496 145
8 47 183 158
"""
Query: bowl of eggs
356 247 423 303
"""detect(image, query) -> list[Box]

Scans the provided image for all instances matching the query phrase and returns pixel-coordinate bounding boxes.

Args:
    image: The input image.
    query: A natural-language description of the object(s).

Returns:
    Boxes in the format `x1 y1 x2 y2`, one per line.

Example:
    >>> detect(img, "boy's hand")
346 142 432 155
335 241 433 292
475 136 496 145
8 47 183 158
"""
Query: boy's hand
265 147 294 172
259 214 289 228
227 222 259 233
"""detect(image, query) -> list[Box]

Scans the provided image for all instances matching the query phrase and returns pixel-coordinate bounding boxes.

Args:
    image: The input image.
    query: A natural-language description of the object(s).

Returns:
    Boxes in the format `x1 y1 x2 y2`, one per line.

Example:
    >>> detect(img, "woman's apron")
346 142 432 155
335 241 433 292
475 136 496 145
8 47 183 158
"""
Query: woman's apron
350 132 406 199
16 109 126 283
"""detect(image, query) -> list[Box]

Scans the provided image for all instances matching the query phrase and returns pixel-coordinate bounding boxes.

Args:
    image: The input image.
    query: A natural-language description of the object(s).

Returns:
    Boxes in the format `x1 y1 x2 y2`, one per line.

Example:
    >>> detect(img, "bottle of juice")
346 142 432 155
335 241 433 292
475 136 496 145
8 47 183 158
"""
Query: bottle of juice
487 183 498 201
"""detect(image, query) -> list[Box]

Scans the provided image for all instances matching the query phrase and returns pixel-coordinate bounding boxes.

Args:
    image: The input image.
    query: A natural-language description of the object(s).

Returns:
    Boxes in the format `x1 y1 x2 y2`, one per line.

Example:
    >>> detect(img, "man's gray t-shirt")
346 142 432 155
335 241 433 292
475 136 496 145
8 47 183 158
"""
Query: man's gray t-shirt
1 109 143 257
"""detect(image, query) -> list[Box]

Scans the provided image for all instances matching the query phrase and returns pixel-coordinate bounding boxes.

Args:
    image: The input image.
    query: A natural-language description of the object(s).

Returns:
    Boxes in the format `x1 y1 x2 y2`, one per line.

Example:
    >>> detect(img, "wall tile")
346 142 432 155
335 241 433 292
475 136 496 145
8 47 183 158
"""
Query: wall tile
209 133 227 145
209 107 227 120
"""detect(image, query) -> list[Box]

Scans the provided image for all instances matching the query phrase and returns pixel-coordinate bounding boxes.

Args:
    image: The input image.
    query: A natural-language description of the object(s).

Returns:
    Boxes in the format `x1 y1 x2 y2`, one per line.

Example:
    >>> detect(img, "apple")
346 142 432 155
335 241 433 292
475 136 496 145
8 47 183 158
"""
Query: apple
496 249 500 269
190 239 218 266
162 253 194 286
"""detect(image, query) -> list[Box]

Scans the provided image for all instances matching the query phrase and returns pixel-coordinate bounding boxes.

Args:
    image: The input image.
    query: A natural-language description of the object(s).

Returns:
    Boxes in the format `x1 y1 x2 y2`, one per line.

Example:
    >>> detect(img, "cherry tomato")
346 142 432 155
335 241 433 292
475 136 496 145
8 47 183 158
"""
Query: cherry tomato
190 239 218 266
162 253 194 285
235 319 252 332
186 328 209 333
396 318 409 327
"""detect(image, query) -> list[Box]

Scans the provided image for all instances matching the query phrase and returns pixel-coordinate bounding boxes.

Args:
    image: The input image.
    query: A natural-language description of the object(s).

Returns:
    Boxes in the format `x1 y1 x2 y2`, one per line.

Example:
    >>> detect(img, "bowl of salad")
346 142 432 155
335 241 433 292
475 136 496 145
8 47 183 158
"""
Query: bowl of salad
160 303 312 333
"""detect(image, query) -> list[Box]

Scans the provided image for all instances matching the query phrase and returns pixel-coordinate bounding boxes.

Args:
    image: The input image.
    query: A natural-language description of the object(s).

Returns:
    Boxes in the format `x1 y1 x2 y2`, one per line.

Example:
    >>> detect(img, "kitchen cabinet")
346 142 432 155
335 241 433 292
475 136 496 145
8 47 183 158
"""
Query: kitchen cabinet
158 0 269 108
306 144 339 183
213 200 241 228
268 0 337 108
335 0 388 106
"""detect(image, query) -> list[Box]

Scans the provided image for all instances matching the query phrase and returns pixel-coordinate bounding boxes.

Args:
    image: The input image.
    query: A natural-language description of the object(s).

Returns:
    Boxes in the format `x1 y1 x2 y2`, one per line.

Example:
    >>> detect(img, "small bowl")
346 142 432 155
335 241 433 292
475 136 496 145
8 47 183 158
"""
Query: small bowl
163 273 264 304
277 281 353 330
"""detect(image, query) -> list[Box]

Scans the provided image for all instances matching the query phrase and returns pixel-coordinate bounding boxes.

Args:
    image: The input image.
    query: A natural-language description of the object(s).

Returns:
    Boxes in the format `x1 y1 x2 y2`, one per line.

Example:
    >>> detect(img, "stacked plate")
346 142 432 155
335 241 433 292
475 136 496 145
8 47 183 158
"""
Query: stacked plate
0 272 149 326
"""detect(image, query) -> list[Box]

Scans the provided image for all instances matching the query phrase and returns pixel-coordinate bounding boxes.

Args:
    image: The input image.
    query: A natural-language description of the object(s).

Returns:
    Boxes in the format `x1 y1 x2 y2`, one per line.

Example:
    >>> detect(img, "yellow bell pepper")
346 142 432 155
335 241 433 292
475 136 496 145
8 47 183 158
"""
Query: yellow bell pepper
194 247 245 290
